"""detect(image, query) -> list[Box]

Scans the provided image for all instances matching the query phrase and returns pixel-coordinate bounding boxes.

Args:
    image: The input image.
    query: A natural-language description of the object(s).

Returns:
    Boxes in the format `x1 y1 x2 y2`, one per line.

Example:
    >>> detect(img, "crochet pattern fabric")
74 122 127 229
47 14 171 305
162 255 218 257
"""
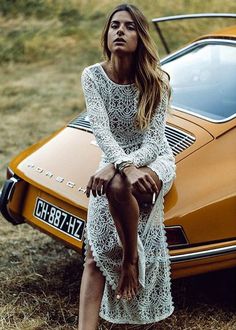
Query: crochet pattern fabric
81 63 176 324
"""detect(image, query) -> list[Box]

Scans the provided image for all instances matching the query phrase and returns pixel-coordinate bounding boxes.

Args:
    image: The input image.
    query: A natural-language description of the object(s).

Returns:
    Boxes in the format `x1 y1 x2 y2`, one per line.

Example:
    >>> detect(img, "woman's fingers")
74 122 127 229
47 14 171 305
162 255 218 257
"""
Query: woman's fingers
86 176 93 197
87 168 159 199
134 174 158 194
140 176 153 193
87 176 98 197
135 180 146 193
96 179 105 196
91 177 99 197
88 177 106 197
86 164 116 198
145 174 159 194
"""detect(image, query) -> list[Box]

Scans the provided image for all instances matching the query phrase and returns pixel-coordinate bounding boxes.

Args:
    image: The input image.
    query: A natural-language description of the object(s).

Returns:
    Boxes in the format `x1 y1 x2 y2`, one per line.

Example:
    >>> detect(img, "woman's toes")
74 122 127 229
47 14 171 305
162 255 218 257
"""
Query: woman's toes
125 285 135 301
130 288 136 298
134 282 139 295
123 287 129 300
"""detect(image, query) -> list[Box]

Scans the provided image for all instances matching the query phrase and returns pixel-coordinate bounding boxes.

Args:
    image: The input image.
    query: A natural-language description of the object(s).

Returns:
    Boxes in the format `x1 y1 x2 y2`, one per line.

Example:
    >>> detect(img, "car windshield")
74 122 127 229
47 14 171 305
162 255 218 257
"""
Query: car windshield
162 42 236 121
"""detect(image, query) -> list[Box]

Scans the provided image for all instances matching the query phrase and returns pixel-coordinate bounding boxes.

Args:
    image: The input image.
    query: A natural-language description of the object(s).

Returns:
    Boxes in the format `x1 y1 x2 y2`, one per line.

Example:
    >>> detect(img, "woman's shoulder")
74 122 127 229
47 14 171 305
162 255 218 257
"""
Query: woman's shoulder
161 70 170 86
82 63 105 83
82 63 103 75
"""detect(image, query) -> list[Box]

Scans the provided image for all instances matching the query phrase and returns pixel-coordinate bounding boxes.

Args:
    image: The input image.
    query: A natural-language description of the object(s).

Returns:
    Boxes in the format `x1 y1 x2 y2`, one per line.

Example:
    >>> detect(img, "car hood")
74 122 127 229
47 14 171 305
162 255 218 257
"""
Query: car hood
170 108 236 139
11 114 213 209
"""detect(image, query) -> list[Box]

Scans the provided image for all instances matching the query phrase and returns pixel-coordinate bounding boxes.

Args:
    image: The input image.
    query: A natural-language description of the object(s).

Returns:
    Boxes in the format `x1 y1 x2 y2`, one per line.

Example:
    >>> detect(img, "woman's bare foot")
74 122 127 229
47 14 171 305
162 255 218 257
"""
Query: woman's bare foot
116 259 139 300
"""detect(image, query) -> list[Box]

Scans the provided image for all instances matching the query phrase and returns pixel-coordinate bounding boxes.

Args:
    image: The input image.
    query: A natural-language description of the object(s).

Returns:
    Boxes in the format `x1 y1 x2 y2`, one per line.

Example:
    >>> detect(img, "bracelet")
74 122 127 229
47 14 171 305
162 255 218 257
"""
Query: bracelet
115 161 134 175
119 162 133 173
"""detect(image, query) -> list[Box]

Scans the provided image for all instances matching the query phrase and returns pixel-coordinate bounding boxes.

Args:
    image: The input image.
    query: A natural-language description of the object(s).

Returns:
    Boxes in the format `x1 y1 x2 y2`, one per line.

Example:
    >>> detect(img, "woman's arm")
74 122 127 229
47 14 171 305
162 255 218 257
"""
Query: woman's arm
129 88 176 187
82 68 175 195
81 68 132 164
129 88 168 166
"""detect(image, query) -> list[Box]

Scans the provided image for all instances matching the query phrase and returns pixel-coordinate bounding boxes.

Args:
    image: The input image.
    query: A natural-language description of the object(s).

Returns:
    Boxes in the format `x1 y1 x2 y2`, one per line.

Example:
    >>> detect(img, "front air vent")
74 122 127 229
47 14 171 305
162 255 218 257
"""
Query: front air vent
68 113 195 156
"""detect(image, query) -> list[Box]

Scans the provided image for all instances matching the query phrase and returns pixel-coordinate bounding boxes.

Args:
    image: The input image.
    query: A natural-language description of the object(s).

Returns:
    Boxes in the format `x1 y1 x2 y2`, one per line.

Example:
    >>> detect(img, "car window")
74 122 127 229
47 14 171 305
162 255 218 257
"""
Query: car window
162 43 236 121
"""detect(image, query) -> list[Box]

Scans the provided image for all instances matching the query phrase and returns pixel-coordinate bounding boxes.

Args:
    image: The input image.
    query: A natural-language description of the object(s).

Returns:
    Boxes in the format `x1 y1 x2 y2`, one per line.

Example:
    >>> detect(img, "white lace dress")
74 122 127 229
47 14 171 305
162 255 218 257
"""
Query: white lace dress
81 63 176 324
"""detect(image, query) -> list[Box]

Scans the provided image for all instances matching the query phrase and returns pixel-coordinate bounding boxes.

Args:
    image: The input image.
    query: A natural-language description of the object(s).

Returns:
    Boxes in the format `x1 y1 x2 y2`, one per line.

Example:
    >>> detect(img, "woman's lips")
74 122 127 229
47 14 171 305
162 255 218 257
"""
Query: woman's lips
114 38 126 43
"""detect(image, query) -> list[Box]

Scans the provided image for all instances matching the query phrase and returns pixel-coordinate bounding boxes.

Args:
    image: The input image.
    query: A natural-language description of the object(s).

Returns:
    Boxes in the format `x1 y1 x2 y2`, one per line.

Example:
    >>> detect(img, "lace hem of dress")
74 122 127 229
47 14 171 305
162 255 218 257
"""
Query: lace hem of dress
83 228 117 291
143 187 173 281
99 305 175 325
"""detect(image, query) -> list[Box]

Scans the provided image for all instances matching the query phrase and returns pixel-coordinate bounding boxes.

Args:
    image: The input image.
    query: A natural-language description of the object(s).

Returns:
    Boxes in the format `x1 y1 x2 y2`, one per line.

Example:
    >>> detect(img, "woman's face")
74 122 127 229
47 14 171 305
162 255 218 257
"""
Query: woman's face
107 10 138 56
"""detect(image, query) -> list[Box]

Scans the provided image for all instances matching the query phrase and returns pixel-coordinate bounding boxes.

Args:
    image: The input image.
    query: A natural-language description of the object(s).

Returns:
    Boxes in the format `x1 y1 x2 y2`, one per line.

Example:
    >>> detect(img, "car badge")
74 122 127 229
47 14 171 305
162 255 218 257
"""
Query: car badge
26 162 85 193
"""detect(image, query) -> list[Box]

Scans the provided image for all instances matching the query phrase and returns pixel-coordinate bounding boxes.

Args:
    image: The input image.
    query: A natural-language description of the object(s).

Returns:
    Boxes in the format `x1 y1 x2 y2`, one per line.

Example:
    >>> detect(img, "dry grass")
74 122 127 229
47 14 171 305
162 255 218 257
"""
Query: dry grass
1 217 236 330
0 0 236 329
0 217 82 330
0 61 83 185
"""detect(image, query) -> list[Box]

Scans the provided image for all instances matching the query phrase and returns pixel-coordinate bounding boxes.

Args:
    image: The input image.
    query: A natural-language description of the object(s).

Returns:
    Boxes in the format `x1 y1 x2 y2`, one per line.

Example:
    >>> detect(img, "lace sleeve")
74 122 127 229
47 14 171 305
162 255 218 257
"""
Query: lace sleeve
149 139 176 192
129 89 176 185
81 68 132 164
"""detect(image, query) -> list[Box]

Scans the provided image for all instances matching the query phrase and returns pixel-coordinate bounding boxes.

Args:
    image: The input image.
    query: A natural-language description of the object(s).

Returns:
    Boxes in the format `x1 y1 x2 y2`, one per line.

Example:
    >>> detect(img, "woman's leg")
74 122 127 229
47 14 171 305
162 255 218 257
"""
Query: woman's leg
78 246 105 330
106 167 162 300
107 174 139 300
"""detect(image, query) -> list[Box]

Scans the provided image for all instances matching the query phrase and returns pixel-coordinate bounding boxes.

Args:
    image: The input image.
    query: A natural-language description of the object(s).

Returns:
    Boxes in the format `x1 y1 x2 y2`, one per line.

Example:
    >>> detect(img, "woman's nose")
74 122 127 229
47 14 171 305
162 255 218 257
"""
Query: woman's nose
117 26 124 36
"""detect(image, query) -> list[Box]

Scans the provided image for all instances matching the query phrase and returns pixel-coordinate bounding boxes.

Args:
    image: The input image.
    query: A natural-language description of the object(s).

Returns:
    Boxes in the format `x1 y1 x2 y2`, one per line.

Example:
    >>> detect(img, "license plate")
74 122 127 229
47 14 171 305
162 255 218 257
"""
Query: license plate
34 197 85 241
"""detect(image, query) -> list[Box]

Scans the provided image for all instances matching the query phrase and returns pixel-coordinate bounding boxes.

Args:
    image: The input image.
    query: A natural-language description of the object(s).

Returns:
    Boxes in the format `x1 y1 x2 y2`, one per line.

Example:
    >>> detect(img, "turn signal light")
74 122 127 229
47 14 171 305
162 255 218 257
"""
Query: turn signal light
165 226 188 248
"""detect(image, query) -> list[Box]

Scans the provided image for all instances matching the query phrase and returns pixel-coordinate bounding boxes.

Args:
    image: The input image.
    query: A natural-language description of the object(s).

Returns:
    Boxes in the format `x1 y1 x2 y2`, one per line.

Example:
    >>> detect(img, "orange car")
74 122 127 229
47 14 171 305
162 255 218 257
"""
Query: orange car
1 14 236 279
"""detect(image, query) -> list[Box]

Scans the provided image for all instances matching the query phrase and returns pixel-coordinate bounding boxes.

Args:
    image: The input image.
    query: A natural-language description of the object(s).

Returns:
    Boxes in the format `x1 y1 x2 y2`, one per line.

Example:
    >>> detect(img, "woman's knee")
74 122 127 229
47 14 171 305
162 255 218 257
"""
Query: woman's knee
106 174 130 202
84 251 101 275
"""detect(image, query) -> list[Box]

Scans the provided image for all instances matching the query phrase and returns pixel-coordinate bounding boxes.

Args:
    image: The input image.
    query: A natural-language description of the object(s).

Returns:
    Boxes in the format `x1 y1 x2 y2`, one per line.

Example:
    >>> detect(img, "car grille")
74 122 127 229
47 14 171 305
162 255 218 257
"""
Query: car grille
165 126 195 156
68 114 195 156
69 113 91 131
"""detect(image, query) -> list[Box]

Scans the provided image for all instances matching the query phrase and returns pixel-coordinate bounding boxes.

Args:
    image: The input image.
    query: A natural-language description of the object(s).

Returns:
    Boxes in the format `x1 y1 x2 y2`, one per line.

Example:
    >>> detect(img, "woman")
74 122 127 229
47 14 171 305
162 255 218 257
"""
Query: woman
79 3 176 329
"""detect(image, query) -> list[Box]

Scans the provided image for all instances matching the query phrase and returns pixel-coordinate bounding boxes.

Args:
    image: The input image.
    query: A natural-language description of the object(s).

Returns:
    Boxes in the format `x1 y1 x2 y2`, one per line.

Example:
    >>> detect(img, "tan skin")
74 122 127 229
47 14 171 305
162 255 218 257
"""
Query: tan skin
78 11 162 330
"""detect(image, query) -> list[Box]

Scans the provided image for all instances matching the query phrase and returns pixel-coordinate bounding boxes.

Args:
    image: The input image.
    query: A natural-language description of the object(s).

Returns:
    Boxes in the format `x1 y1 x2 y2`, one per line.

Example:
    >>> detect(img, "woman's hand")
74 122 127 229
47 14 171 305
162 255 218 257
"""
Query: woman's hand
123 165 159 195
86 163 116 198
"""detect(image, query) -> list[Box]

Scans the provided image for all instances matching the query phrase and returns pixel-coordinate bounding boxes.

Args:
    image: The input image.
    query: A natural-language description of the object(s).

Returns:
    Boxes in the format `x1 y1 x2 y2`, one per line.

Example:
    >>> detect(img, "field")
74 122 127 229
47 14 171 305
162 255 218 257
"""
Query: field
1 219 236 329
0 0 236 329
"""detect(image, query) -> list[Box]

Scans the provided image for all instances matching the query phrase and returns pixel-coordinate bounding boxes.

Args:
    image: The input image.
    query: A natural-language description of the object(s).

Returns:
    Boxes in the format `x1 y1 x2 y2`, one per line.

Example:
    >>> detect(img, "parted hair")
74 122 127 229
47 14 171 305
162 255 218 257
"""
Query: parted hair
101 3 170 130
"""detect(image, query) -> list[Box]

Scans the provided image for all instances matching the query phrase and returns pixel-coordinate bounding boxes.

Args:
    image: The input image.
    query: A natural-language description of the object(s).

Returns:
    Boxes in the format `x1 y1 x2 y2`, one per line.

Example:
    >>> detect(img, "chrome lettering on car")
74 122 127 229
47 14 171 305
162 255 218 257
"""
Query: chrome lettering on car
67 181 75 188
26 162 86 192
56 176 64 183
78 187 86 193
36 167 43 173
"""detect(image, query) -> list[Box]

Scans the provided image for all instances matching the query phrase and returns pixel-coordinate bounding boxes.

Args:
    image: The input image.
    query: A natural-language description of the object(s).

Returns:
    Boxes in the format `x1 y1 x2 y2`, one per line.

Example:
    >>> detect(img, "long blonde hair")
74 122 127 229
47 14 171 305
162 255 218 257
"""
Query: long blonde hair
101 3 170 130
